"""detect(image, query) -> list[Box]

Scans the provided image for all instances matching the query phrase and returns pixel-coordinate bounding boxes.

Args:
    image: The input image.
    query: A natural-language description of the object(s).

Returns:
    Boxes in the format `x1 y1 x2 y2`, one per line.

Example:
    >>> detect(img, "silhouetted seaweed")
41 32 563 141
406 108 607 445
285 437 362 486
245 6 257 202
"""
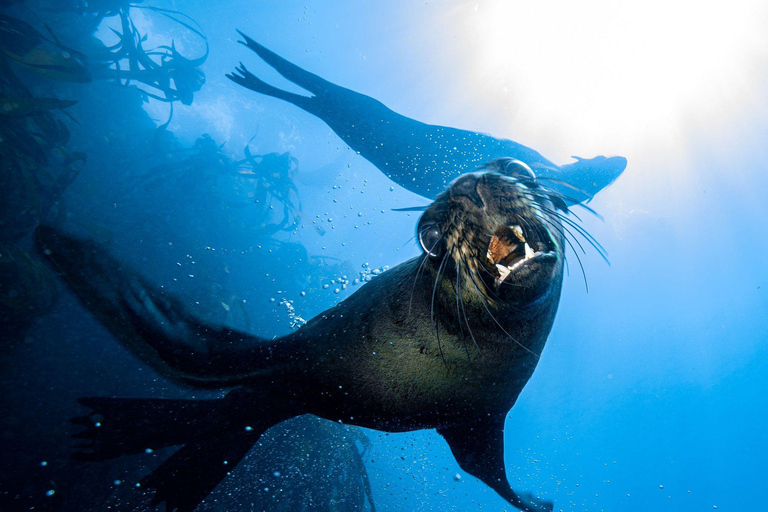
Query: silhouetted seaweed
88 4 208 106
236 141 303 234
0 15 88 339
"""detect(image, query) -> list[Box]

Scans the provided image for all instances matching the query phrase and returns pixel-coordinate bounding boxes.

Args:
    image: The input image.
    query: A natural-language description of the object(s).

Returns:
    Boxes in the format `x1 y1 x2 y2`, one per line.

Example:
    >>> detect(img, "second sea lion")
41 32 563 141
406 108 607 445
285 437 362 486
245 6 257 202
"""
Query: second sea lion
227 31 627 203
36 159 575 512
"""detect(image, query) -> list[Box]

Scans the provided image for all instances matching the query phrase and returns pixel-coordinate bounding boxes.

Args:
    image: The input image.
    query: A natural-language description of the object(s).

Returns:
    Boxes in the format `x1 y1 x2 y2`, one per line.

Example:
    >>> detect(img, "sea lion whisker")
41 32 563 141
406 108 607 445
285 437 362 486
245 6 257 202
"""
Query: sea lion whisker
453 263 479 376
409 232 445 318
536 211 590 292
431 253 449 369
562 231 590 293
457 266 480 352
391 206 428 212
539 205 609 264
532 203 584 249
570 201 604 221
400 233 417 247
453 263 465 339
527 183 605 222
534 209 587 256
531 184 605 214
408 256 428 318
560 224 588 255
538 203 603 250
458 254 539 356
536 176 592 199
518 216 550 252
526 185 568 205
531 209 591 289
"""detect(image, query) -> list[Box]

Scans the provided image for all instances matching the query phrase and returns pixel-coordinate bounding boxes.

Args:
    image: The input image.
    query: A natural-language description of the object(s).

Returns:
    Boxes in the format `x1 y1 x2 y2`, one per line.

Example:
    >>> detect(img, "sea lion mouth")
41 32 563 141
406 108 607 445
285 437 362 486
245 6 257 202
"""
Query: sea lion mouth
485 223 557 290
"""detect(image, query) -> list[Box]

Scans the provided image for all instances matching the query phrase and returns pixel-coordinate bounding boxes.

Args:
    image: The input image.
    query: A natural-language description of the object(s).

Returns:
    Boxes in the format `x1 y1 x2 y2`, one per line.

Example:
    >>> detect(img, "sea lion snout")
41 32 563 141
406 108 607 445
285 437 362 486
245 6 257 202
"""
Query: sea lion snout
450 172 484 208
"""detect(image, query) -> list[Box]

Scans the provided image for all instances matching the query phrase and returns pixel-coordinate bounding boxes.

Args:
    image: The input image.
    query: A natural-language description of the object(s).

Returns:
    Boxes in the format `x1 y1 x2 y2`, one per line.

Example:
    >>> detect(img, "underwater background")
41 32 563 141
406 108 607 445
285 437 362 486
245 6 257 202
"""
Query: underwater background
1 1 766 511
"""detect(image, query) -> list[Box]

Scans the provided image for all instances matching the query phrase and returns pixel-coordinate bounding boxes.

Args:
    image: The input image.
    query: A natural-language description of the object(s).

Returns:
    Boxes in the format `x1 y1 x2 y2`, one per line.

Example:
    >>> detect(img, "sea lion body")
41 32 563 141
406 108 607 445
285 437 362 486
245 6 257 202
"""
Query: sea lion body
287 255 558 430
38 166 568 512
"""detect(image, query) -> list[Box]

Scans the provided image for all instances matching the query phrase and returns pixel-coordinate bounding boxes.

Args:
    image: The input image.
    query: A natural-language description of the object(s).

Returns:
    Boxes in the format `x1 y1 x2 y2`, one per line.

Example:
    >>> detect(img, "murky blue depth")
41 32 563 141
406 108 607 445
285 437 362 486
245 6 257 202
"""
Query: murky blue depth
1 1 766 512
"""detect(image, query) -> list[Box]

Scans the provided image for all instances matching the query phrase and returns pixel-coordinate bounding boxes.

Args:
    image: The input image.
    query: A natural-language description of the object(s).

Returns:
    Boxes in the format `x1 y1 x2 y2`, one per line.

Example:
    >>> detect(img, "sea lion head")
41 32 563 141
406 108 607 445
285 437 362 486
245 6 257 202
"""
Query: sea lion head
416 159 566 310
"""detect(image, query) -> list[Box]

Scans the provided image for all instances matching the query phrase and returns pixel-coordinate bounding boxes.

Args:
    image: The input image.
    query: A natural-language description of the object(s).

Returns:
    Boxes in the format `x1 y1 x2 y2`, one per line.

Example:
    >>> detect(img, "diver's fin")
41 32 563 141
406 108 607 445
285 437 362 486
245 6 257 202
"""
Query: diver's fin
438 418 553 512
35 225 297 387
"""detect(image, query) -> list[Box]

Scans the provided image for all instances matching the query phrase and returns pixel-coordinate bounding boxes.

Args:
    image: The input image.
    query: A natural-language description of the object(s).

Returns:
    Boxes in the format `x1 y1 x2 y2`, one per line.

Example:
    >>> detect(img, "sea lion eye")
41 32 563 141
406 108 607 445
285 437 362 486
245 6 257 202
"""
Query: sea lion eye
418 223 444 258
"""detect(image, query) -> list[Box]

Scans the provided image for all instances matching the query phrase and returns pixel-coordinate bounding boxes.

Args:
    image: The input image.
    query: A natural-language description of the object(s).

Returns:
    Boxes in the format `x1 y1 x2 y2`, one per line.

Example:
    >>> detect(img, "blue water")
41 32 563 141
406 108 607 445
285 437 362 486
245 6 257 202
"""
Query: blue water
1 1 766 511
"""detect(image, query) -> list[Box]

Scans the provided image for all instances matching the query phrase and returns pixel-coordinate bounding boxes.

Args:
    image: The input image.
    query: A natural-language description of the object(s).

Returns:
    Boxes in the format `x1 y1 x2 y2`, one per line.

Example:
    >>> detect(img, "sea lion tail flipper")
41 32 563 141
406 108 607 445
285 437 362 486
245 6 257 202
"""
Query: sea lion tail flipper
233 30 333 95
546 155 628 203
226 61 313 109
438 419 554 512
34 225 291 387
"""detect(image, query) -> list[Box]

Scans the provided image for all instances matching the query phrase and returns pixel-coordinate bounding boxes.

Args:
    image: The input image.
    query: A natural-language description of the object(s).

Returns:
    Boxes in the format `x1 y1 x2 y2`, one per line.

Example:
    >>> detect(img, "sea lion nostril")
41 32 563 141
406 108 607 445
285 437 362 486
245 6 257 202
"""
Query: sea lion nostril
451 174 484 208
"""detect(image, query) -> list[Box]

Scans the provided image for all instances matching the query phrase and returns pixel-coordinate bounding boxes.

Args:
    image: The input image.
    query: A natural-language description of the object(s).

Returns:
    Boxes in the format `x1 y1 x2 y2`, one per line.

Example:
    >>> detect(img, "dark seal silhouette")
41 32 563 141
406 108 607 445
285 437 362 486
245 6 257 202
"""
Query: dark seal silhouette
36 163 578 512
227 31 626 203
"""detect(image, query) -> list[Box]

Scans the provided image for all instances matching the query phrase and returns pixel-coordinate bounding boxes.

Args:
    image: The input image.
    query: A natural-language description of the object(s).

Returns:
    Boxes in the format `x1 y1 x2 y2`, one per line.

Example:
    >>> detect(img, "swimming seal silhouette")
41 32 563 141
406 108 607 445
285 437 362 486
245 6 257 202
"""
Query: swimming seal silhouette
36 162 575 512
227 31 627 203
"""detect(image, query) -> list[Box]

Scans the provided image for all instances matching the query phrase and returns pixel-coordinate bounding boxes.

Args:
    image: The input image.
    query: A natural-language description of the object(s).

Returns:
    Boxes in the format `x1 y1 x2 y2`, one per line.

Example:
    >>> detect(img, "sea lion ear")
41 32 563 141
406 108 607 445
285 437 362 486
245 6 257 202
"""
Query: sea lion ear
418 221 444 259
481 158 537 185
438 418 554 512
502 159 537 183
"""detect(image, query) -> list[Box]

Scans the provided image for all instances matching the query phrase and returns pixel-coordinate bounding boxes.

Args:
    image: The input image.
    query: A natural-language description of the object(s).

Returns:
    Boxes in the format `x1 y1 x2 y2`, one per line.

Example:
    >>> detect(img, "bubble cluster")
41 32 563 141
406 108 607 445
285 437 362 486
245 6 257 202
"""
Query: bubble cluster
278 298 306 329
329 275 350 293
357 262 390 283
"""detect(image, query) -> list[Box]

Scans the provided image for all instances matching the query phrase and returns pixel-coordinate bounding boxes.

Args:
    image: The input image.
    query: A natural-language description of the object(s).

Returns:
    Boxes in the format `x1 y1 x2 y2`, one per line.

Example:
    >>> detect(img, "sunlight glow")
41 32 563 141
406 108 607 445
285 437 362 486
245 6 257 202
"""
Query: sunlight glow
454 1 768 162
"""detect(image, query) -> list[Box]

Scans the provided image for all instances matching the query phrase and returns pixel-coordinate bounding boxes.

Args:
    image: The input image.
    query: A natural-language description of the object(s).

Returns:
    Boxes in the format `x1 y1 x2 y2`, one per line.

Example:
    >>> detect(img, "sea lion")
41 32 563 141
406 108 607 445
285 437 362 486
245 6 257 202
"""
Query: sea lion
36 160 571 512
226 31 627 203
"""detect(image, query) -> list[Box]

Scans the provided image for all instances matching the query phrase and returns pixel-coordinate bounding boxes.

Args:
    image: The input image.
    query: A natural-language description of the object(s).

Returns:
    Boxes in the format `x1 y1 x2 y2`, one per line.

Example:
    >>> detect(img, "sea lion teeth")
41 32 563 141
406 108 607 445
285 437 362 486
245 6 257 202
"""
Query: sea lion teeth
524 242 535 260
510 225 525 242
489 237 539 283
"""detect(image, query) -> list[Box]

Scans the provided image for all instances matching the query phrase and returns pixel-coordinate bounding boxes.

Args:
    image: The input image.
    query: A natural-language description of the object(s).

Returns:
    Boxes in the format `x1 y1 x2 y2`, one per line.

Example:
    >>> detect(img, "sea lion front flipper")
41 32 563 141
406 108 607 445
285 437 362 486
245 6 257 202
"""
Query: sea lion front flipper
71 389 300 511
72 397 262 512
438 419 553 512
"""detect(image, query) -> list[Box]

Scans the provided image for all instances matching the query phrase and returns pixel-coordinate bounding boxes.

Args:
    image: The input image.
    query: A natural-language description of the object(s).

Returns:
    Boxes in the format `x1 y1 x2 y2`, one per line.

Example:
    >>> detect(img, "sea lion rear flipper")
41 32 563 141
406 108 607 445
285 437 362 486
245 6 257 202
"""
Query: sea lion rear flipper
72 389 298 512
72 396 232 460
438 419 553 512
